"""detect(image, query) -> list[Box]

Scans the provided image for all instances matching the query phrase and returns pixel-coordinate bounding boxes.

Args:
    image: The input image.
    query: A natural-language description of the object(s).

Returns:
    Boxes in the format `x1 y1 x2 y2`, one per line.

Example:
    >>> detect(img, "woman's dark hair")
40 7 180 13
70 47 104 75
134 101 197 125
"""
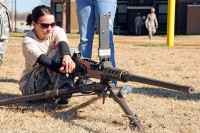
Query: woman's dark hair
26 5 54 26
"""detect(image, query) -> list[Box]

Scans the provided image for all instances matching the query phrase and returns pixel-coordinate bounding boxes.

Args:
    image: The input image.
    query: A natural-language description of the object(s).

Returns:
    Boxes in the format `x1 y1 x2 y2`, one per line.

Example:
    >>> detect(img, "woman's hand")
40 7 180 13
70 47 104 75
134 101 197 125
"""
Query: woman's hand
59 55 76 73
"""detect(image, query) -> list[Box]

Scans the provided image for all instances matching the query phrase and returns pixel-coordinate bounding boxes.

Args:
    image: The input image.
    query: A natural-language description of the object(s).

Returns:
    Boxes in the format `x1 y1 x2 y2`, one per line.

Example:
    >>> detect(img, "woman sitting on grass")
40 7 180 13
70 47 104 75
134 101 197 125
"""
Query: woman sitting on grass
18 5 76 104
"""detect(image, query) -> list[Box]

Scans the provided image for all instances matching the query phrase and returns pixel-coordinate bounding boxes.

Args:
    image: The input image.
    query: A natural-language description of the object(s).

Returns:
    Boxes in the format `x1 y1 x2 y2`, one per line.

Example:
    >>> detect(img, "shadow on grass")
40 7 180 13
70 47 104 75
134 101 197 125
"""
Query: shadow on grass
0 87 200 132
131 87 200 100
0 92 103 132
52 96 103 132
0 78 19 84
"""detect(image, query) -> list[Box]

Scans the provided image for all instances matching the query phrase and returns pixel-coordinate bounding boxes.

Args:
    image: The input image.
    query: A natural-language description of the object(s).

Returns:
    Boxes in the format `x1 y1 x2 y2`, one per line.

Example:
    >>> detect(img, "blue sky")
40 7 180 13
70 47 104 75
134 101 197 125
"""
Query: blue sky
7 0 50 13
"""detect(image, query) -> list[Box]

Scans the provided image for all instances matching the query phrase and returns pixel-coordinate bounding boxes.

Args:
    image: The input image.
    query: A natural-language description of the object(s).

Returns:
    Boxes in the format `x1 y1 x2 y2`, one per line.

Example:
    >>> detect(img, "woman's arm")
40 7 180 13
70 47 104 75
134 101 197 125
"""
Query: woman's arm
57 41 75 73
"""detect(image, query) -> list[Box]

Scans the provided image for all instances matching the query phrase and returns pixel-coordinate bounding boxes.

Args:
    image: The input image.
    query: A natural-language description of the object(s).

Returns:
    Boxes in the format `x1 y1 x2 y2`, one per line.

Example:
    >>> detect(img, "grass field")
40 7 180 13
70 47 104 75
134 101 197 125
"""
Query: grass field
0 34 200 133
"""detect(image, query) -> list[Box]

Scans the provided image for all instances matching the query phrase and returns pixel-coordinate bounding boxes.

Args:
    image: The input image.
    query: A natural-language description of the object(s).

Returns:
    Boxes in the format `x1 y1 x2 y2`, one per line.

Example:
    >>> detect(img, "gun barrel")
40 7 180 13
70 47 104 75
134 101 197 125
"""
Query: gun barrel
102 67 196 94
123 73 196 94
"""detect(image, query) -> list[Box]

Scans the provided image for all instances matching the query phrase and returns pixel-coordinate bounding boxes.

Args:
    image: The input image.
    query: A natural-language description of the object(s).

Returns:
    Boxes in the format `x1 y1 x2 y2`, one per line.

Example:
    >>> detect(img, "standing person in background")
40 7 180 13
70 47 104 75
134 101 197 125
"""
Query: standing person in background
19 5 76 104
134 13 143 35
75 0 117 85
0 0 11 67
145 8 158 39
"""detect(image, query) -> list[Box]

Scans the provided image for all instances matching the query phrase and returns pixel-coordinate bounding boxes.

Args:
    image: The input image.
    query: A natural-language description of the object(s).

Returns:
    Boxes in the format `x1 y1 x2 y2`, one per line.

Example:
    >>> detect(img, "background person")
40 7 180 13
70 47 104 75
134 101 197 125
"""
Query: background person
0 0 11 67
134 13 143 35
19 5 76 104
145 8 158 39
76 0 117 85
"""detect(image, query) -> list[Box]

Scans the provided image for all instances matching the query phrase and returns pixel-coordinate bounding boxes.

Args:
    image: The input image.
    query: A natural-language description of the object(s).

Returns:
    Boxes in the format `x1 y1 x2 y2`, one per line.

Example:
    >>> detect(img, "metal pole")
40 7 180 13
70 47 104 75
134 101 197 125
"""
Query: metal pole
15 0 16 30
167 0 176 46
11 0 15 31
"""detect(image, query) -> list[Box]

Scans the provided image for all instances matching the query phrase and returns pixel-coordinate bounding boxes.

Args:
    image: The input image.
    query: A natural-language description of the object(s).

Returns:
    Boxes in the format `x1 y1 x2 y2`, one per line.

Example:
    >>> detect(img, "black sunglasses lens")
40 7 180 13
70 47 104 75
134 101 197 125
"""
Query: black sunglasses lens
50 23 56 27
40 23 49 28
40 22 56 28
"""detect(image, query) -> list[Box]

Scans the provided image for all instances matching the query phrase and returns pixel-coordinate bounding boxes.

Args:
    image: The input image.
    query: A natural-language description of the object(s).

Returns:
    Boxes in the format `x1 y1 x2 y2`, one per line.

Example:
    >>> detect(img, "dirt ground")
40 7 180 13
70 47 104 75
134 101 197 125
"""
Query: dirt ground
0 35 200 133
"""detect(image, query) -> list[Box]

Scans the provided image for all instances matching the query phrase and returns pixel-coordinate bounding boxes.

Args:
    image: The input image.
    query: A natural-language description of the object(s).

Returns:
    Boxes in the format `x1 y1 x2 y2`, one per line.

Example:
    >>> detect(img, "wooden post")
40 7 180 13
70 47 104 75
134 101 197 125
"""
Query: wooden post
61 0 67 32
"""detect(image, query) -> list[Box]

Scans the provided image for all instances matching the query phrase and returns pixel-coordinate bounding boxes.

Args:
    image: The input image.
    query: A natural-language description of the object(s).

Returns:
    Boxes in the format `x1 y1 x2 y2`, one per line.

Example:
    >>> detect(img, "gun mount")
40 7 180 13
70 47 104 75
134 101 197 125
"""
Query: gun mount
0 14 196 132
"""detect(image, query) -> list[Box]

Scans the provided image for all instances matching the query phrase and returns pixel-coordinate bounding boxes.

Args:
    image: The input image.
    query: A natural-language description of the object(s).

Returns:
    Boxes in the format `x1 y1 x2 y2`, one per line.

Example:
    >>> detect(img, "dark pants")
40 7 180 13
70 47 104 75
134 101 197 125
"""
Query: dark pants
19 48 74 95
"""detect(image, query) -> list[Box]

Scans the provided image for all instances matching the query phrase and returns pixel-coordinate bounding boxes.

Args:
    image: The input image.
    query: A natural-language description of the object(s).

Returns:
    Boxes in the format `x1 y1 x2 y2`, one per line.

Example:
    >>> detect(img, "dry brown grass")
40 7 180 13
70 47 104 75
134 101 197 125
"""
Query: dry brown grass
0 35 200 133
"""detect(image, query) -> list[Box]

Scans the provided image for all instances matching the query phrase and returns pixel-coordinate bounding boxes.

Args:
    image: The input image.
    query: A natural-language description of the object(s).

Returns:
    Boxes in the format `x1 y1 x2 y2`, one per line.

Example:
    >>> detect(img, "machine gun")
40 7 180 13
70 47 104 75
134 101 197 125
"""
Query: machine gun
0 14 196 132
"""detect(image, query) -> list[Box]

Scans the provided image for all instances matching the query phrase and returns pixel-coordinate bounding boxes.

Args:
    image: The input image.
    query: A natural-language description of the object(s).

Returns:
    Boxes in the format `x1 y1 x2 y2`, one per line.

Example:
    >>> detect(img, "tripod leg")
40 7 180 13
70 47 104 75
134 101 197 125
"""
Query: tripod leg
108 88 147 132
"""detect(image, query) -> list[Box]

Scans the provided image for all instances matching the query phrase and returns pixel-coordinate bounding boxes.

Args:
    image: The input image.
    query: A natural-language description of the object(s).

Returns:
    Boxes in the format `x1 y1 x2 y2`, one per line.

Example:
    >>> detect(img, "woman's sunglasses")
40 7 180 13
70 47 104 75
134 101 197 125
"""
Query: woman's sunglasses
38 22 56 29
